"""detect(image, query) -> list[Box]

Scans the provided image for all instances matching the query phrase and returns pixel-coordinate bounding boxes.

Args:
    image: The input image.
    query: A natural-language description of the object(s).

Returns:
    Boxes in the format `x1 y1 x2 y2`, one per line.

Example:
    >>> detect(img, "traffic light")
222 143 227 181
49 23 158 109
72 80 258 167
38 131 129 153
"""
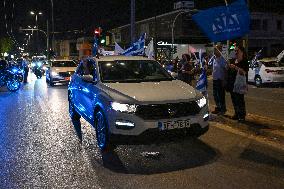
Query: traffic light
94 27 102 38
229 41 237 50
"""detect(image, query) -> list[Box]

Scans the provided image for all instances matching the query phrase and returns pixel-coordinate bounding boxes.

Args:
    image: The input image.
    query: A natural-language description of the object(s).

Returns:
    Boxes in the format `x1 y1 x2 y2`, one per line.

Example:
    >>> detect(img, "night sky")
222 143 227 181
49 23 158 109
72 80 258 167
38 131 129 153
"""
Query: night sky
1 0 283 49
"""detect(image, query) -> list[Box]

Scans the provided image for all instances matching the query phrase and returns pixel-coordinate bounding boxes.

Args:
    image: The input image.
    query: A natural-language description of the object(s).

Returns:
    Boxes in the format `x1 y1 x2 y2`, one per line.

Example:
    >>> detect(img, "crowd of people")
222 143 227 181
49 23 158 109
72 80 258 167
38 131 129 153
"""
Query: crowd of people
159 43 249 122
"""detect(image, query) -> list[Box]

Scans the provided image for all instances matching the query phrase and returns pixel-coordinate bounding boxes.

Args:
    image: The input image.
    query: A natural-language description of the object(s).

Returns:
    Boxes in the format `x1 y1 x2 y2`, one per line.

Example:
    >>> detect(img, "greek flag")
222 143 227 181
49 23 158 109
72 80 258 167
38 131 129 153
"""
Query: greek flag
92 37 98 56
196 49 207 93
122 33 146 56
145 38 154 58
251 48 262 67
114 42 124 55
192 0 250 42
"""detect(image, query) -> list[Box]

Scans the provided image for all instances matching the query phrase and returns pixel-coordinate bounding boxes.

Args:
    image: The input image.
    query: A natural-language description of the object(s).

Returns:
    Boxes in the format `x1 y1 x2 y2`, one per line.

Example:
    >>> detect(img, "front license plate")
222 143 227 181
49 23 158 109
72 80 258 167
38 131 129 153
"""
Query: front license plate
65 77 70 81
158 119 190 131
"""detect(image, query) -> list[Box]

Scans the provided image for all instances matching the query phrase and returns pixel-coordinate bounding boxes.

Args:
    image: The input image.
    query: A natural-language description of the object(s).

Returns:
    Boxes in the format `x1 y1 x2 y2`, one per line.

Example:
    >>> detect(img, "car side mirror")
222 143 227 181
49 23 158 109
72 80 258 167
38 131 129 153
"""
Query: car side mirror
82 75 97 84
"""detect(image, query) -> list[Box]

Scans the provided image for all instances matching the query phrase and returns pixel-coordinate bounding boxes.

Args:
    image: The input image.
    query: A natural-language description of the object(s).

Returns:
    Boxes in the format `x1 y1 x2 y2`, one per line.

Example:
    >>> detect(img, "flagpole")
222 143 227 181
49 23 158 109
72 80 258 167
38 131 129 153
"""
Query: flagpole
224 0 230 61
130 0 136 44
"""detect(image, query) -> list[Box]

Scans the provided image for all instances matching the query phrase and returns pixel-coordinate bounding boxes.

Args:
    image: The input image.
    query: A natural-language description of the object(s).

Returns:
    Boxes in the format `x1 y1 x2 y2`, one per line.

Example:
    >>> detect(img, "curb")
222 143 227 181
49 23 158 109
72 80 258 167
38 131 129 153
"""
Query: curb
209 107 284 145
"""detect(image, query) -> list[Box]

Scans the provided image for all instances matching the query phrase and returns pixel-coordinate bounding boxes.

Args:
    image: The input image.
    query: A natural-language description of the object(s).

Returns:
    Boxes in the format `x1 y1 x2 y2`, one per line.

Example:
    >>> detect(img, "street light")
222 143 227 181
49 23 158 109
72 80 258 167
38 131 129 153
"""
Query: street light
171 10 190 50
30 11 43 54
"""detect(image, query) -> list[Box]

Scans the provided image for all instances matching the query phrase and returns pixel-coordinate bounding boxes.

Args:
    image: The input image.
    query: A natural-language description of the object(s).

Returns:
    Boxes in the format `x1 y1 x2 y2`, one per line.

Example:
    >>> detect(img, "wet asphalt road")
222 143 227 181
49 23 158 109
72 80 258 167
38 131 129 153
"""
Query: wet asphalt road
0 75 284 189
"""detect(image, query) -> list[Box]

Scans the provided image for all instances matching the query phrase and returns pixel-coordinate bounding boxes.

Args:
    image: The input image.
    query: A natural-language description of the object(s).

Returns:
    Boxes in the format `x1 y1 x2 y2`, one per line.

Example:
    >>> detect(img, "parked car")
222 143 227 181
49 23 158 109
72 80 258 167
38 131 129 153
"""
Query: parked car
46 60 77 86
248 58 284 87
68 56 209 150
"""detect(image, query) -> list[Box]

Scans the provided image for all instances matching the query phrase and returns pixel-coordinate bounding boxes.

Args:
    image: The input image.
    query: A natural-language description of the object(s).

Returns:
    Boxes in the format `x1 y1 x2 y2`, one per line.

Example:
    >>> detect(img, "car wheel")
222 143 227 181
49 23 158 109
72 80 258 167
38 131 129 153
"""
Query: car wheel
255 76 262 87
94 109 111 151
68 92 81 121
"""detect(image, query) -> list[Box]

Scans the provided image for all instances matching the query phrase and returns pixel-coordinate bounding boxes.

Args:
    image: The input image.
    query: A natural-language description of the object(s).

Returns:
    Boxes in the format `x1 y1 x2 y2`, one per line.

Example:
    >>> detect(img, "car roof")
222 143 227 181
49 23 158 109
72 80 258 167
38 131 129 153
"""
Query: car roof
50 59 75 62
94 56 155 62
259 57 278 62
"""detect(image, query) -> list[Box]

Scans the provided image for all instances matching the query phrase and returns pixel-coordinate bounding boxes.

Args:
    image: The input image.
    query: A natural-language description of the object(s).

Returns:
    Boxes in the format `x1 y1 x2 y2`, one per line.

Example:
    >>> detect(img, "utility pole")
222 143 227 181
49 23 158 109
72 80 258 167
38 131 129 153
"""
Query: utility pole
130 0 136 44
47 20 49 60
51 0 55 51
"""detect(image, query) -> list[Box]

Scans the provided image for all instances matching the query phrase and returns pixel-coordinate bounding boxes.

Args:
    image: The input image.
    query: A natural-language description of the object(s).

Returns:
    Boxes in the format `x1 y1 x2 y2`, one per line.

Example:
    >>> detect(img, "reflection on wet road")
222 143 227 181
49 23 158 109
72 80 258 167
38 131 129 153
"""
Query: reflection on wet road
0 76 283 189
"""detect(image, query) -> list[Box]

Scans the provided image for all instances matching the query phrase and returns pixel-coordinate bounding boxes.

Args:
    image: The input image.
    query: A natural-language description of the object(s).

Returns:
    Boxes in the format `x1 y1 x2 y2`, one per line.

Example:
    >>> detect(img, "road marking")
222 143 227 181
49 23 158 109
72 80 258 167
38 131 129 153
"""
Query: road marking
213 122 284 151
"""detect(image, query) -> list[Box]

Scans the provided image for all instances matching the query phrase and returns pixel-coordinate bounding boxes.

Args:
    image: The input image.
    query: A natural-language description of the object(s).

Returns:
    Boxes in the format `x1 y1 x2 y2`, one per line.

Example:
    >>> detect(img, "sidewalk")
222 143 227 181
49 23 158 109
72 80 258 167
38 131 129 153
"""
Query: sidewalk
209 106 284 145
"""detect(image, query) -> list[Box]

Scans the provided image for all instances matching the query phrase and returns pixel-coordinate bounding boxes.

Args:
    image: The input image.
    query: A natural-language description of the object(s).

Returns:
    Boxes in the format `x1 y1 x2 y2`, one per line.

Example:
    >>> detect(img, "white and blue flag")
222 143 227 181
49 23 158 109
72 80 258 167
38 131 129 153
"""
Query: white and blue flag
145 38 154 58
114 42 125 55
122 33 146 56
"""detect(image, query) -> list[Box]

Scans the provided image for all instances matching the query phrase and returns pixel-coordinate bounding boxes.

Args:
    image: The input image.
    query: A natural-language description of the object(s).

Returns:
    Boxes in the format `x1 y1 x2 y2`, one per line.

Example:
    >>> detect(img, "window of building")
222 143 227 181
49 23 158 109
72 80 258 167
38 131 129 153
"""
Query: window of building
277 20 282 31
250 19 261 30
262 19 268 31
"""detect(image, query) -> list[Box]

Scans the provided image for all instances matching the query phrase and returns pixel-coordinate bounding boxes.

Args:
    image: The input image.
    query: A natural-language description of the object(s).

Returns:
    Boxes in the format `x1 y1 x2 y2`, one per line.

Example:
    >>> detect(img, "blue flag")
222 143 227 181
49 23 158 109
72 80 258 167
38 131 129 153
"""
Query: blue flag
192 0 250 42
196 50 207 93
92 37 98 56
122 33 146 56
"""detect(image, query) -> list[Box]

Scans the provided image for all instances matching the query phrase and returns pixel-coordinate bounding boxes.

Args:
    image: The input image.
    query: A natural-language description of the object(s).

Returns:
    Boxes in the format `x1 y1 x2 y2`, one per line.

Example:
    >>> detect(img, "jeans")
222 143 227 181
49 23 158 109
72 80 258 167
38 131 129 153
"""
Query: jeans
230 92 246 119
213 79 226 112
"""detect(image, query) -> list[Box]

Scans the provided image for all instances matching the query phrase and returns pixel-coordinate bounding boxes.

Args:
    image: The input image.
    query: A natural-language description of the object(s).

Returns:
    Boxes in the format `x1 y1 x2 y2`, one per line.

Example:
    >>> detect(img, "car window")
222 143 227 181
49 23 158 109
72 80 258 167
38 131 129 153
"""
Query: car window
51 61 77 67
98 60 173 83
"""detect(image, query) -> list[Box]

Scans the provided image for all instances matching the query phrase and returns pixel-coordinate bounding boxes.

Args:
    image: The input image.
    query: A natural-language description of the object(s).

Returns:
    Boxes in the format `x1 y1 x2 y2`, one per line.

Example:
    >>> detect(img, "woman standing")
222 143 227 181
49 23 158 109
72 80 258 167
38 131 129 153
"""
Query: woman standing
227 45 249 122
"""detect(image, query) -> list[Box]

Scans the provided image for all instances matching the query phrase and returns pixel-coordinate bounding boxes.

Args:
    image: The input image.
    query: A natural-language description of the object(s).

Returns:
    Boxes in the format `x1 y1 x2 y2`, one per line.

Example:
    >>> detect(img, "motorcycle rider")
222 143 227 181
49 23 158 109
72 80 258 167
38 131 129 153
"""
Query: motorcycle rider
22 57 29 83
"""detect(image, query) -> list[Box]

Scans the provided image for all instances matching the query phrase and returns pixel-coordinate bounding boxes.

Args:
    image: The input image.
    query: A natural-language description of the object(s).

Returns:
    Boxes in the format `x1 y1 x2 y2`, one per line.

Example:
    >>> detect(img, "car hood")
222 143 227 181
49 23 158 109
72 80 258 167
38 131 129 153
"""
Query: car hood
51 67 77 72
103 80 198 104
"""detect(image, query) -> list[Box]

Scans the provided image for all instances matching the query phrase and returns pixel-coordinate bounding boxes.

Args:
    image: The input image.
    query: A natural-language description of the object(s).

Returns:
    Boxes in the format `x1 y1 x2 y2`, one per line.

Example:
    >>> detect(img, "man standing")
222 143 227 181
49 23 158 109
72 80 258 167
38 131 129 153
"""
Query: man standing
212 45 227 115
22 57 29 83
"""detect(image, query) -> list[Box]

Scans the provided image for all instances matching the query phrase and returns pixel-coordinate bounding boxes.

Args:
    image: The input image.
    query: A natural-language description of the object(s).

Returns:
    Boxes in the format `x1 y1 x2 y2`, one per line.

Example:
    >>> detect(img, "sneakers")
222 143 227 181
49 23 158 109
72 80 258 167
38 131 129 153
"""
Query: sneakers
231 115 238 120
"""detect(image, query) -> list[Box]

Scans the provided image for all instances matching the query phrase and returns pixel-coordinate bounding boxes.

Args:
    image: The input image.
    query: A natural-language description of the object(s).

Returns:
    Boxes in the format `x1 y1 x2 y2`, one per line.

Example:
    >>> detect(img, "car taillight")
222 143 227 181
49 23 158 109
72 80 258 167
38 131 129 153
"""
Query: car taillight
265 69 277 73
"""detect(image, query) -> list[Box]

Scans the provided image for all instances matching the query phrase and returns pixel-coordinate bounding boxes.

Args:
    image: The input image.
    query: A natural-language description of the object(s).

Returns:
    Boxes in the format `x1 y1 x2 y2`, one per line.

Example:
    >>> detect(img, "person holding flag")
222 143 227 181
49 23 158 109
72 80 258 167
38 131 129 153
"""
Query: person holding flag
211 45 227 115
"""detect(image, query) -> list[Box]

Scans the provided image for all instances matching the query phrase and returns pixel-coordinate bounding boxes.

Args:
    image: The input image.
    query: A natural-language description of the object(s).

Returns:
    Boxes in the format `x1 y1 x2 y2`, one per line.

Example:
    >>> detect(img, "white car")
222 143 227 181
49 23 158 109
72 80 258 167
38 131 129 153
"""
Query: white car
248 58 284 87
46 60 77 86
68 56 209 150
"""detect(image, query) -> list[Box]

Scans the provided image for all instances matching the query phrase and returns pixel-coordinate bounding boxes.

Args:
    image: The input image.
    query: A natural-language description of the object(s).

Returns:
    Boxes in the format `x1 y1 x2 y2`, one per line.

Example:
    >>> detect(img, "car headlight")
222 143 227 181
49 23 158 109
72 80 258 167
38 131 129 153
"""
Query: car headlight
196 96 207 108
111 102 137 113
51 71 59 76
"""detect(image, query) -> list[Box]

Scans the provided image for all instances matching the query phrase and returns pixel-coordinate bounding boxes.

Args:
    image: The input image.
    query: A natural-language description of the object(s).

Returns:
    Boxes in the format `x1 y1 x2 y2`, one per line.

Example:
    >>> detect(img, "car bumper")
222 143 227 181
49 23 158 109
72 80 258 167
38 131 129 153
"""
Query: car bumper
107 106 209 136
110 124 209 145
51 77 71 83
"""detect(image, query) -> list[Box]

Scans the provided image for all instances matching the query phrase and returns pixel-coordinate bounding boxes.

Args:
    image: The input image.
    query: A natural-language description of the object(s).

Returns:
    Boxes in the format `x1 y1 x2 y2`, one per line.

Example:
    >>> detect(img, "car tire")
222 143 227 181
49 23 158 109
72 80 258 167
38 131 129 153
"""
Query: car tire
68 92 81 121
255 76 262 87
94 109 113 151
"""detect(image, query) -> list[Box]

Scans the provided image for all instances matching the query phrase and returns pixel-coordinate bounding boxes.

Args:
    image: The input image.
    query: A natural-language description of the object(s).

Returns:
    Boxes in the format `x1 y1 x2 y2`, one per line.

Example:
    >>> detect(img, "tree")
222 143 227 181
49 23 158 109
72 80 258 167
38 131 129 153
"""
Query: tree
0 37 14 57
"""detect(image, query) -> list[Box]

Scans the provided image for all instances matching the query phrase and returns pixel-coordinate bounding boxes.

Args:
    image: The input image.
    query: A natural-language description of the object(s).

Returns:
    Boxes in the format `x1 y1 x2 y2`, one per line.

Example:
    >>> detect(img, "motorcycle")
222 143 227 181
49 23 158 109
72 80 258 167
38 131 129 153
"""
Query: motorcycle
9 65 24 82
0 68 21 92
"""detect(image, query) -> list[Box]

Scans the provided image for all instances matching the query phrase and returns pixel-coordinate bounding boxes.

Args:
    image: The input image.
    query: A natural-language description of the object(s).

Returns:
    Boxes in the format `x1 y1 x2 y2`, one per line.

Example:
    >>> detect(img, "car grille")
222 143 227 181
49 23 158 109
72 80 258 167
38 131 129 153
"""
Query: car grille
135 101 201 120
58 71 75 77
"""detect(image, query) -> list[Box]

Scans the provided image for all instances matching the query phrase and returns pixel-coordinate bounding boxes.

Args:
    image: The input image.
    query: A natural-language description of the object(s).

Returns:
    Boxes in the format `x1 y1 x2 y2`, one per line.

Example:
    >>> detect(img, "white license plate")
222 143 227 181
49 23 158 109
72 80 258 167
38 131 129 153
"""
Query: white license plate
158 119 191 131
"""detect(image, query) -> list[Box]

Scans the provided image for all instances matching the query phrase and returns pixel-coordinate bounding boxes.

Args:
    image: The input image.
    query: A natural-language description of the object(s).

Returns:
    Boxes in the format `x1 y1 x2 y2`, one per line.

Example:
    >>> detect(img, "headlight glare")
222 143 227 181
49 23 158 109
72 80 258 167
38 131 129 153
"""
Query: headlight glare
111 102 137 113
51 71 58 76
197 96 207 108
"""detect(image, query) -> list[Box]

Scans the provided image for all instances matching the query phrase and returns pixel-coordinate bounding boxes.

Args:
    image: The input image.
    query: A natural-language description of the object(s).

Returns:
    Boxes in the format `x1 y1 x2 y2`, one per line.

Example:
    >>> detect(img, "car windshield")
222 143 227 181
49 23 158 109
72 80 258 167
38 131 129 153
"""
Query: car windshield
262 61 284 67
98 60 173 83
51 61 77 67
